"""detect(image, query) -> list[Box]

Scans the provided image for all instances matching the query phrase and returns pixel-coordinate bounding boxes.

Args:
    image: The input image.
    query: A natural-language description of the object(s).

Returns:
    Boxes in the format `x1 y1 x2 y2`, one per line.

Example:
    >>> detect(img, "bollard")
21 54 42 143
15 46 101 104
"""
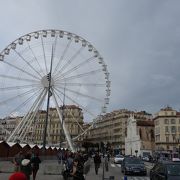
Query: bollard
124 175 127 180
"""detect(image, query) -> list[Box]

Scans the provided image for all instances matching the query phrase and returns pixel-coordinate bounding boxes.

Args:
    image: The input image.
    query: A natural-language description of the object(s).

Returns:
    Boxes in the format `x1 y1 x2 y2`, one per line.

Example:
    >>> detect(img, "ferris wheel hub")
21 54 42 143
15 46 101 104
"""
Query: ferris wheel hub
41 75 54 88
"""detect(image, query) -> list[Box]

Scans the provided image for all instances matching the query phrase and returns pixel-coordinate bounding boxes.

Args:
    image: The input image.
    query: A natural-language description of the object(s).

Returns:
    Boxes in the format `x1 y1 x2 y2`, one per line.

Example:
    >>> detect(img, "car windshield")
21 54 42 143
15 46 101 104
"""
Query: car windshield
167 164 180 176
125 158 143 164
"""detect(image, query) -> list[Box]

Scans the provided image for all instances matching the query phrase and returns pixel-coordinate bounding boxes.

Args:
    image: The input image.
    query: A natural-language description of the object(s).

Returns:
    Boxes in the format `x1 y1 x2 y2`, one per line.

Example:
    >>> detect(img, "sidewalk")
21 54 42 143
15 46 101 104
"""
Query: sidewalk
0 160 63 180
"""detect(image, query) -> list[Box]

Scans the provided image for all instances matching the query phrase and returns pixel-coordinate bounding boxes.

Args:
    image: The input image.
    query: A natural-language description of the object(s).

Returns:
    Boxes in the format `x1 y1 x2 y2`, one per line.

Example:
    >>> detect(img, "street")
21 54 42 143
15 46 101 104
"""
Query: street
0 158 153 180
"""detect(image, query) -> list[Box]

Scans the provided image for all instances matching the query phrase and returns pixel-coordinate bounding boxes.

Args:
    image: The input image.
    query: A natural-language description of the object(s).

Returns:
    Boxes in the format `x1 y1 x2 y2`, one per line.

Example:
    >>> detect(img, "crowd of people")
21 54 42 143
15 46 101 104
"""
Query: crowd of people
9 151 41 180
58 149 104 180
57 149 88 180
8 149 104 180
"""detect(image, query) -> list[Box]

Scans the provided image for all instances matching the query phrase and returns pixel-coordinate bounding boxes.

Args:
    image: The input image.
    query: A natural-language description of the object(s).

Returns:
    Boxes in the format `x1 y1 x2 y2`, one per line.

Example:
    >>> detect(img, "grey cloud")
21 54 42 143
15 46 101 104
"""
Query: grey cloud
0 0 180 118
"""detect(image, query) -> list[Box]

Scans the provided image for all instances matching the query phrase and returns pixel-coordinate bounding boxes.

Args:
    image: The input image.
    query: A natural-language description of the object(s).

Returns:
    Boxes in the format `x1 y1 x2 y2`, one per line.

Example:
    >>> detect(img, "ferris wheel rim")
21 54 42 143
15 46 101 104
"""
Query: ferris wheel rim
0 29 111 144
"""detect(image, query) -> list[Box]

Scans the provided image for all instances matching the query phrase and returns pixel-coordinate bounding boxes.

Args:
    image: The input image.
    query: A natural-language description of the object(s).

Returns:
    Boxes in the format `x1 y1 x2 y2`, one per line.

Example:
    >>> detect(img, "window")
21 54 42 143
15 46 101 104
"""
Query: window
171 119 176 124
155 135 160 141
165 126 169 133
166 136 169 142
178 127 180 132
155 127 160 135
173 135 176 142
164 119 169 124
155 120 159 125
171 126 176 133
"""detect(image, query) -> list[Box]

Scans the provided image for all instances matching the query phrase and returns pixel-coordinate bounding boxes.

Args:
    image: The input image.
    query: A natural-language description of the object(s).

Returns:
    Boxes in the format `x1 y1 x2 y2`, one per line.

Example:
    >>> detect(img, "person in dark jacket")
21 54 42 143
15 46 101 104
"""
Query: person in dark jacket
31 152 41 180
70 159 85 180
13 151 24 172
93 152 101 175
20 153 32 180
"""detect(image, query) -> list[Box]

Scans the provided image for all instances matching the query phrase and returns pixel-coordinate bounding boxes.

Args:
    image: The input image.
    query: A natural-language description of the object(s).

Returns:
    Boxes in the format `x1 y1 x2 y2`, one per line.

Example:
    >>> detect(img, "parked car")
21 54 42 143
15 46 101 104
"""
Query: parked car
114 154 124 164
150 161 180 180
121 157 147 175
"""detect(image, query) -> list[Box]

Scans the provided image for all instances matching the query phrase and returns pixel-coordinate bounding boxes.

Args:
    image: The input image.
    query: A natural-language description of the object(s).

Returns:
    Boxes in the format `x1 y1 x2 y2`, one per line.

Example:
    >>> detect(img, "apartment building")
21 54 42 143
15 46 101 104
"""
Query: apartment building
0 117 21 141
85 109 152 154
154 106 180 152
32 105 84 145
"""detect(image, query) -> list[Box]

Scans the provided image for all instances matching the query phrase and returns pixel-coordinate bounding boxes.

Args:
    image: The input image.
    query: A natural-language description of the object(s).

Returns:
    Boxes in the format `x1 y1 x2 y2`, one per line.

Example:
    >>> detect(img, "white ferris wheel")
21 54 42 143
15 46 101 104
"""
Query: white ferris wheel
0 29 110 151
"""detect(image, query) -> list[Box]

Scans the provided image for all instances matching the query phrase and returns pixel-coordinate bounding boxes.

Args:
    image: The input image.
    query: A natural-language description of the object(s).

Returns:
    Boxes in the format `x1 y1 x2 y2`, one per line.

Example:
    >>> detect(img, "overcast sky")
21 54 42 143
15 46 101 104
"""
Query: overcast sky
1 0 180 116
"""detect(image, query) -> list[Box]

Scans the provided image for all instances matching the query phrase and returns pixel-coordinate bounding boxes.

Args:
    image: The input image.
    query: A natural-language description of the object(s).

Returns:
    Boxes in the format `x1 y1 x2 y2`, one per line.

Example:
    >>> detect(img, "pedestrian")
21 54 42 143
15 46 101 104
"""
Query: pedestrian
20 153 32 180
31 152 41 180
93 152 101 175
9 172 27 180
62 152 74 180
70 159 85 180
57 149 62 164
13 151 24 172
107 153 110 161
66 153 74 171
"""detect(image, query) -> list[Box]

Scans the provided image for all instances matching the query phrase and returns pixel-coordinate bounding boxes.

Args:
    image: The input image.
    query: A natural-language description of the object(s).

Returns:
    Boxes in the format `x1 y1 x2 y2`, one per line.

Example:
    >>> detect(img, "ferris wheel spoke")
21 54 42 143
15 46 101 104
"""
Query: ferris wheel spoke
2 60 41 80
27 41 45 77
55 46 84 76
16 89 47 139
0 84 41 91
41 36 48 74
0 87 40 106
20 92 46 142
55 69 102 82
55 82 105 88
0 74 40 83
54 56 95 80
50 36 58 73
8 88 43 118
53 35 58 55
13 49 42 80
54 87 96 118
7 88 47 142
53 39 72 76
56 86 103 103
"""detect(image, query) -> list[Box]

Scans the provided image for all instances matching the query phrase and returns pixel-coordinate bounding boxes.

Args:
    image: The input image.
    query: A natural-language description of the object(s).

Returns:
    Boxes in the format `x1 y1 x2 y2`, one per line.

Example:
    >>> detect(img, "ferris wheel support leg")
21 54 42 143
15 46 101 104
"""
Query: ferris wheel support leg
52 91 75 152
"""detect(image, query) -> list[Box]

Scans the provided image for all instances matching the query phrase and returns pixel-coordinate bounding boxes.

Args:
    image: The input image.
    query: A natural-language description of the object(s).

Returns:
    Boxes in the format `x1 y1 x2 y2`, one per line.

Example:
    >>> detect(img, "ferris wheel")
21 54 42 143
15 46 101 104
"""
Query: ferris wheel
0 29 110 151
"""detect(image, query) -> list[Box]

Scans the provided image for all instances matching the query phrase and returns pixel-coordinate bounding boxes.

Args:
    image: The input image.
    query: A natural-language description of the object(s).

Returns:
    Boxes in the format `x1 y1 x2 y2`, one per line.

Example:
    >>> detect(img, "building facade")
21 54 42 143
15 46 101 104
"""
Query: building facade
85 109 152 154
0 105 84 147
0 117 21 141
154 106 180 152
32 105 84 146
